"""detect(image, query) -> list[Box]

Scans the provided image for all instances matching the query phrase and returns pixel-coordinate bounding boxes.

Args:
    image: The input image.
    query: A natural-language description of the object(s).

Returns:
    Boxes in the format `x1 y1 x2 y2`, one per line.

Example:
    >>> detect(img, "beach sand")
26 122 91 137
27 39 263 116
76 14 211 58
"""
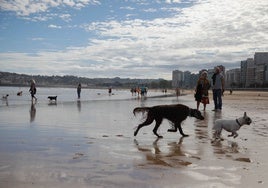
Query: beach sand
0 89 268 188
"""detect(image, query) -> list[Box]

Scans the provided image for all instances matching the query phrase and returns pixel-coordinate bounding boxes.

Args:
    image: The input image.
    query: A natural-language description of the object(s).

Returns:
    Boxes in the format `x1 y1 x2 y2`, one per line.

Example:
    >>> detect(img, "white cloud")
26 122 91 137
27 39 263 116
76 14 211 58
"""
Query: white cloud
59 14 72 22
0 0 267 79
81 0 268 75
32 37 44 41
0 0 101 16
48 24 62 29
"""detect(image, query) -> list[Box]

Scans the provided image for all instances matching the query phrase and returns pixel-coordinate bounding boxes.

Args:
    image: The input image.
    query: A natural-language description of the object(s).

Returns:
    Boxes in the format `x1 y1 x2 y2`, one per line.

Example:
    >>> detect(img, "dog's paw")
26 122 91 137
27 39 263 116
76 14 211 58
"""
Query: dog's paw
182 134 189 137
168 129 177 132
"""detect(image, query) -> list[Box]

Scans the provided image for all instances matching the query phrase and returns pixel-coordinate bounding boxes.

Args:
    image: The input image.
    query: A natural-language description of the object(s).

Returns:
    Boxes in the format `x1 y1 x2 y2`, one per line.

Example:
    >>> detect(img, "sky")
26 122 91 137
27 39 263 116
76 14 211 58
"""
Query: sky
0 0 267 79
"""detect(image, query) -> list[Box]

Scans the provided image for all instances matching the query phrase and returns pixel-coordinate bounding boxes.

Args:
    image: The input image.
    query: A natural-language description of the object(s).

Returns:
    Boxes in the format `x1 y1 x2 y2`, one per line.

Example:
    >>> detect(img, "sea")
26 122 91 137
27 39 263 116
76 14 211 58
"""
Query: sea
0 86 164 107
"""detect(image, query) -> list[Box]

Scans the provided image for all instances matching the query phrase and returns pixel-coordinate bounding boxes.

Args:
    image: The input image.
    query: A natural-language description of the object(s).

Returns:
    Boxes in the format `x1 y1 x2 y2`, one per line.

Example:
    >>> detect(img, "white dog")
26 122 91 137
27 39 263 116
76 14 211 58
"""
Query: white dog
2 94 9 100
213 112 252 140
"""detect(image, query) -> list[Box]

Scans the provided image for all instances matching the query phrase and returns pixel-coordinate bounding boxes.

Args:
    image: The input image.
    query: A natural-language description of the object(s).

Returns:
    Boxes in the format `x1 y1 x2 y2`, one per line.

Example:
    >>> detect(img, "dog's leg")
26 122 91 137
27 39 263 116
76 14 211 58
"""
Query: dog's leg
176 123 189 137
152 118 163 138
233 132 238 138
134 116 154 136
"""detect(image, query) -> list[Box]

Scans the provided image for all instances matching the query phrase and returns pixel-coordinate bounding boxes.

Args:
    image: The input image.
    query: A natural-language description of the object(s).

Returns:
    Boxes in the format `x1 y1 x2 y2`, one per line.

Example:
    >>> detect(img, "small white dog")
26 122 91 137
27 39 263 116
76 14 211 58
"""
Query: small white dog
213 112 252 140
2 94 9 100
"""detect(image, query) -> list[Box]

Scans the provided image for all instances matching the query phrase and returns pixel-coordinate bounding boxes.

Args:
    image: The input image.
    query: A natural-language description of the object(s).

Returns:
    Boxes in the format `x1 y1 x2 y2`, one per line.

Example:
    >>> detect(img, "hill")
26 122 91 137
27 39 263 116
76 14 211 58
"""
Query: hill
0 71 172 89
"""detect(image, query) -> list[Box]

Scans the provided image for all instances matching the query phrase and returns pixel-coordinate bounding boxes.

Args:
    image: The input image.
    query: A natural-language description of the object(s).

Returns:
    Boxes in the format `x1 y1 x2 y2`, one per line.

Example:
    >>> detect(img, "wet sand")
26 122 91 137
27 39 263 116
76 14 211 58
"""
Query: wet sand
0 89 268 188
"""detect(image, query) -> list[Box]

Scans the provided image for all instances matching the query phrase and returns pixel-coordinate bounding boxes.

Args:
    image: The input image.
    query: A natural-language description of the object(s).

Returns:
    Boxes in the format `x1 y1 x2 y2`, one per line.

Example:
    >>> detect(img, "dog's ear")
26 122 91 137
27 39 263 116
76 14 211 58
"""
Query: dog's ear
244 112 247 117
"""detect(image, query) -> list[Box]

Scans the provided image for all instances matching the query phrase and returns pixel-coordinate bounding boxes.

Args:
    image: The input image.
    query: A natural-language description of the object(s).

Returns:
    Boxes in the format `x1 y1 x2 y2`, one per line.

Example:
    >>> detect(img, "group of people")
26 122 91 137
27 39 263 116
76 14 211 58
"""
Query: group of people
195 66 224 111
130 87 148 97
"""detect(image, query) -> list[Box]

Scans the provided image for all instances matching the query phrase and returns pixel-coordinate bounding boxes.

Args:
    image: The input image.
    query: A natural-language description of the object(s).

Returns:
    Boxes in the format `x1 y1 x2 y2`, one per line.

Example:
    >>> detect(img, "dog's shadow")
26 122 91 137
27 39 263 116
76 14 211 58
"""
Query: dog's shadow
134 137 199 168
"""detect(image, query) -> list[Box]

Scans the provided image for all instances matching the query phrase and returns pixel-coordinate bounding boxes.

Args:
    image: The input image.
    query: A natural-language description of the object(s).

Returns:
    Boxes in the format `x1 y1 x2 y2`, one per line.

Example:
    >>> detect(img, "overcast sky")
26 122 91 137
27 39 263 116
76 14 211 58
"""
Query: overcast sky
0 0 267 79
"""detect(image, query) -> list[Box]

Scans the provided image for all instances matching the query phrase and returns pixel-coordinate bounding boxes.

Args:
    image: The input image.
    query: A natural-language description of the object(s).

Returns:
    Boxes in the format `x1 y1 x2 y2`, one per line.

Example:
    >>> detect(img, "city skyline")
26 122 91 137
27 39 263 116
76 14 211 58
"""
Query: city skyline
172 52 268 88
0 0 268 79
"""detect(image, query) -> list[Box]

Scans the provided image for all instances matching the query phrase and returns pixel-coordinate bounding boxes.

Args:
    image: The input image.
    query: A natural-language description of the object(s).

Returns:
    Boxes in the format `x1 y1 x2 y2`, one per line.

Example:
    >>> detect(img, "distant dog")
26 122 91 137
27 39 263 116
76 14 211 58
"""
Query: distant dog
17 91 23 96
48 96 57 101
2 94 9 99
133 104 204 138
213 112 252 140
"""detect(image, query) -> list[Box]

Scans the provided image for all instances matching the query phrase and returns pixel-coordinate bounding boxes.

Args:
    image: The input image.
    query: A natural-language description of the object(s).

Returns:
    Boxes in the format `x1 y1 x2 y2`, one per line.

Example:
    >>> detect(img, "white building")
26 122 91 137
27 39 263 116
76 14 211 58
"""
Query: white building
172 70 184 88
226 68 241 87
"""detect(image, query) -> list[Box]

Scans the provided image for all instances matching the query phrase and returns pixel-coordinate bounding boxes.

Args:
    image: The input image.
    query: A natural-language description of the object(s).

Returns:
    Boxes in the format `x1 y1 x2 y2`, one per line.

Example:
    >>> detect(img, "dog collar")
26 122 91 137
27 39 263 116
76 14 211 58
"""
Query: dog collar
236 119 242 127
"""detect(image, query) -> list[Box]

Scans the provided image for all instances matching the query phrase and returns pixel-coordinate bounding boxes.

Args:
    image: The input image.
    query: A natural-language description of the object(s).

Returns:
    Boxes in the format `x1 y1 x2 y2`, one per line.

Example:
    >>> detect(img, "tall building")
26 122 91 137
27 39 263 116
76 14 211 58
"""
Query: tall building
240 58 255 87
226 68 241 87
254 52 268 65
254 52 268 85
172 70 184 88
172 70 197 88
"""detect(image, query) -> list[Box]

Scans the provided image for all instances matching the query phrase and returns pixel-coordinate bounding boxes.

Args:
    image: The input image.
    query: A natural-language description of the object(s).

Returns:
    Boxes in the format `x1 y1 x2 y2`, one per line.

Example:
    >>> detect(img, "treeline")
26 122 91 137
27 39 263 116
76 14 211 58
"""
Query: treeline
0 71 172 89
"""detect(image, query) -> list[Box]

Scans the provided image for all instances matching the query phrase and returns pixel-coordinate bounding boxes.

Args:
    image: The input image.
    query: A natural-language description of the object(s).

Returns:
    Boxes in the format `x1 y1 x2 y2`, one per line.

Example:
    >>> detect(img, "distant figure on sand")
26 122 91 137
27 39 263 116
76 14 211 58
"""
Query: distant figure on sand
176 88 180 97
211 67 225 111
195 71 211 110
108 87 112 96
77 83 82 99
29 79 37 101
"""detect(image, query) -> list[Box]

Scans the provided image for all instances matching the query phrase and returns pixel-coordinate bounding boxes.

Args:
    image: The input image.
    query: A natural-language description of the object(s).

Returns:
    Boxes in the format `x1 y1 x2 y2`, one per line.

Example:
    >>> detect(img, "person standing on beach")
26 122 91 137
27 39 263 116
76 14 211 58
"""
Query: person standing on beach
211 67 225 111
108 87 112 96
195 71 211 110
29 79 37 101
77 83 82 99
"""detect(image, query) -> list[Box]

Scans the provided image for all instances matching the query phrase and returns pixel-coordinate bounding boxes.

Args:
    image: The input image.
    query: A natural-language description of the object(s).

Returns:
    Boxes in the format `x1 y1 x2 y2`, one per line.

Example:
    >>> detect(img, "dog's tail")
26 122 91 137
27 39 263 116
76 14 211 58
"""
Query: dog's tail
133 107 151 116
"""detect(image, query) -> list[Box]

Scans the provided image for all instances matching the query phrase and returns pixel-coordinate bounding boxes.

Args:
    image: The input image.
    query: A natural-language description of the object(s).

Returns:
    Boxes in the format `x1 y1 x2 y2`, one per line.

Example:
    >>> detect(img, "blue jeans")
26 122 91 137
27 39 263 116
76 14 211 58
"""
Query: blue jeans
213 89 222 110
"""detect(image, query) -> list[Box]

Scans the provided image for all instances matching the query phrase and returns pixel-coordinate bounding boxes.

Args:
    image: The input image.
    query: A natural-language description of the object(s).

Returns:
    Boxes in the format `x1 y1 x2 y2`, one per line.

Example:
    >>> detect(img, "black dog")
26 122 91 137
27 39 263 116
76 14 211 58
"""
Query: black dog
133 104 204 138
48 96 57 101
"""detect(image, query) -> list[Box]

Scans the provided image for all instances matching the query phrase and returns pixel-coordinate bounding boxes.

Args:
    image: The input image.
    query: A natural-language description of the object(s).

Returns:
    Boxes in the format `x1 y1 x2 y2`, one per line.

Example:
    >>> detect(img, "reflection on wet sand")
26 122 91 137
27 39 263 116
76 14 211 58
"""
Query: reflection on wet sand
194 112 209 142
134 137 198 168
1 98 8 106
211 139 251 163
77 100 81 112
30 102 36 123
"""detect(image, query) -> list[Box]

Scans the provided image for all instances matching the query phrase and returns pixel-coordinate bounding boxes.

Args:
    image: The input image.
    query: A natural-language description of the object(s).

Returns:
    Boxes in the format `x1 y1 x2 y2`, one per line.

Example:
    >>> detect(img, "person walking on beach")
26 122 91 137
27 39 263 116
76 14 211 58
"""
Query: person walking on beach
108 87 112 96
195 71 211 110
77 83 82 99
29 79 37 101
211 67 225 111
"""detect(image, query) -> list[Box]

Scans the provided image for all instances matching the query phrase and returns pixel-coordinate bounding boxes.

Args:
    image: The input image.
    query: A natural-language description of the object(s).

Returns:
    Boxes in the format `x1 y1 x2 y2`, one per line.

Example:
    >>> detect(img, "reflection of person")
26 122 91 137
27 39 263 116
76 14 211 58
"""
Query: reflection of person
30 102 36 123
195 71 211 110
77 83 81 99
77 100 81 112
29 79 37 101
212 67 225 111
